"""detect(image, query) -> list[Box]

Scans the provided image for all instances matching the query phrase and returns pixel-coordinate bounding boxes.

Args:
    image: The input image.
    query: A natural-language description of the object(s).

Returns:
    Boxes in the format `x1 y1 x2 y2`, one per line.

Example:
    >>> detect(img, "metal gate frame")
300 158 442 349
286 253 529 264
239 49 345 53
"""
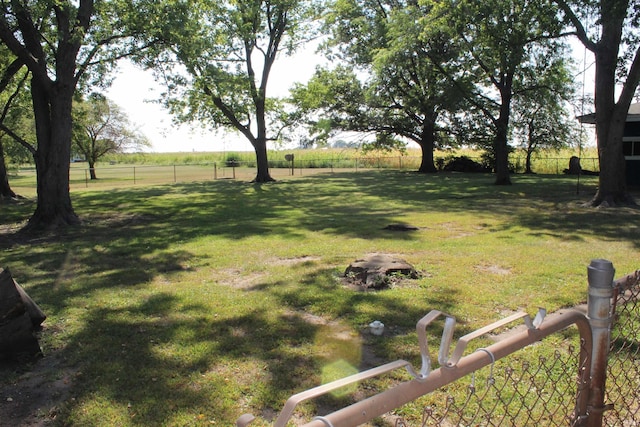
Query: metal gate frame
237 259 636 427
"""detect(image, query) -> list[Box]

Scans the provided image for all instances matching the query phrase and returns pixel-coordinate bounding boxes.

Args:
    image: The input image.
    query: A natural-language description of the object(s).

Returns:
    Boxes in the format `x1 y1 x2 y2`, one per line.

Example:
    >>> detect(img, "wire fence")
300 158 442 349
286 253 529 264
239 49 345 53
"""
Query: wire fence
10 155 599 195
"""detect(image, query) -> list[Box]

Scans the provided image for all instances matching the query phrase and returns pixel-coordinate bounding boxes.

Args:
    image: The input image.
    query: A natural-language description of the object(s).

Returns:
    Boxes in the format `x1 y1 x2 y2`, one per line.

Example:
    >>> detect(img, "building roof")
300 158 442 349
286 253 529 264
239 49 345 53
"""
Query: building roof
578 102 640 124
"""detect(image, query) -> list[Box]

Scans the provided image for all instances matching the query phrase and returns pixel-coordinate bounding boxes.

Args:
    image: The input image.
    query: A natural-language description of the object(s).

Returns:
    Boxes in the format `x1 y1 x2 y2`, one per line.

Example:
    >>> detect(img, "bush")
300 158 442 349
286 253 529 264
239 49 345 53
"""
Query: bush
442 156 491 173
224 153 242 167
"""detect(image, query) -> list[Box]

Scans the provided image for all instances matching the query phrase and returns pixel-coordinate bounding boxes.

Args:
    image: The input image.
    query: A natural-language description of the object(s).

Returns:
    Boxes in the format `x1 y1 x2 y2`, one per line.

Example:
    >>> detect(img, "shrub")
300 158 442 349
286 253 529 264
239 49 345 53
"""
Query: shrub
224 153 242 167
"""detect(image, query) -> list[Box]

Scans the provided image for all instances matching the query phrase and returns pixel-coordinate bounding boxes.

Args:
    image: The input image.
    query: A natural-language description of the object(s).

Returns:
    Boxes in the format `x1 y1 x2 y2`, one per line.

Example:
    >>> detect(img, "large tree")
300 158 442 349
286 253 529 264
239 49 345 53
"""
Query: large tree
556 0 640 206
0 1 174 230
510 52 579 174
150 1 322 183
291 0 464 173
424 0 569 185
0 48 29 199
73 94 150 180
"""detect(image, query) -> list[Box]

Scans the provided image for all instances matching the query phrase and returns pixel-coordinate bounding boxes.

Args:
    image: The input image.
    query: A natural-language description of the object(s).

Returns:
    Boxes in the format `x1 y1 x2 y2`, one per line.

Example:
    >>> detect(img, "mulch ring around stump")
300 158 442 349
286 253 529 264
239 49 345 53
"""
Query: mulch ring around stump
343 253 422 291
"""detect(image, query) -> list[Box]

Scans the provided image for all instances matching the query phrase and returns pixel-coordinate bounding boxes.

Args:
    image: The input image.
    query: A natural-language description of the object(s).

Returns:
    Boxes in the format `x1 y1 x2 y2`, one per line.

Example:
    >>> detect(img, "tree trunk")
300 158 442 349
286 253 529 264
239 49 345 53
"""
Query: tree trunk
417 120 438 173
494 84 513 185
525 149 534 174
524 121 534 174
591 103 633 206
0 140 18 199
252 95 275 183
24 78 80 231
589 22 636 207
89 159 98 180
493 121 512 185
252 137 274 183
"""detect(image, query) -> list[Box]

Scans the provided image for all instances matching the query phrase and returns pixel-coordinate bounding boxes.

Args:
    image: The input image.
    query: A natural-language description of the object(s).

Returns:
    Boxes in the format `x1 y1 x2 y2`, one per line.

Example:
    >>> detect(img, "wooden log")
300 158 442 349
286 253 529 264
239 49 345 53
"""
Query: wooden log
0 268 44 360
0 268 46 326
0 312 42 360
14 281 46 327
0 268 24 323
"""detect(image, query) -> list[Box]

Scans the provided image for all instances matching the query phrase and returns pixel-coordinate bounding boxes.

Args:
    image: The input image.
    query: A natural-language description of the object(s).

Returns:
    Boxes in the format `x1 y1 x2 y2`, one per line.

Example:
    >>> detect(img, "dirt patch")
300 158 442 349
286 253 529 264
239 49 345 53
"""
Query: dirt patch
0 351 77 426
222 257 321 290
269 256 321 266
475 264 511 275
222 269 267 290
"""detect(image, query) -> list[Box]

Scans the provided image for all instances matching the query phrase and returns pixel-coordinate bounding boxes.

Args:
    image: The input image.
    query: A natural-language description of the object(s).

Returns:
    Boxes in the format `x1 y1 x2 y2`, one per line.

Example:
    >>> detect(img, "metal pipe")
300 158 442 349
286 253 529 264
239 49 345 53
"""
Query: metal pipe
586 259 615 427
301 309 592 427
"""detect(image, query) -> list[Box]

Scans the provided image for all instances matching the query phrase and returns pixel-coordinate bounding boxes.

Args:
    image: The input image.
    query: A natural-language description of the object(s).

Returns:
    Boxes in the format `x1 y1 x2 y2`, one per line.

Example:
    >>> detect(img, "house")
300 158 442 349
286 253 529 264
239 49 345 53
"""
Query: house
579 102 640 186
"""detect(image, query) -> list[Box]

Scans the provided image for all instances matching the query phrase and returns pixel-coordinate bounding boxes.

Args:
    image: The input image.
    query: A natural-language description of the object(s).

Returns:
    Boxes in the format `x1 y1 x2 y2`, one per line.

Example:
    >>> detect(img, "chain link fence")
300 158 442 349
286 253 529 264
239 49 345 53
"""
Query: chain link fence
237 261 640 427
414 343 589 426
604 271 640 425
410 269 640 427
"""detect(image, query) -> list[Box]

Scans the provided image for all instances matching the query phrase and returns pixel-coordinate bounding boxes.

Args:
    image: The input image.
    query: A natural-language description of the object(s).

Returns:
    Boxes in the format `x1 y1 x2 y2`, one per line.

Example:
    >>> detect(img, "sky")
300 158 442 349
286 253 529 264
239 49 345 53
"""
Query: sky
106 41 596 154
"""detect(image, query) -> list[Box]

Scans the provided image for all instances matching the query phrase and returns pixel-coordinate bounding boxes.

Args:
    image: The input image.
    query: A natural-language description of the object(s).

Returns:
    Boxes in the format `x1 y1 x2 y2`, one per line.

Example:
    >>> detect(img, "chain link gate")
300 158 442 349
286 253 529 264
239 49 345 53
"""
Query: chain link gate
237 260 640 427
603 269 640 425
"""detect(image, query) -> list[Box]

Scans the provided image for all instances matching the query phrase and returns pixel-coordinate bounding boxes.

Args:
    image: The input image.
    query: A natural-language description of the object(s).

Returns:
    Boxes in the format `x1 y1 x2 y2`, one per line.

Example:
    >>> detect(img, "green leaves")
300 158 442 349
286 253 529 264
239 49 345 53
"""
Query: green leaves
72 94 151 169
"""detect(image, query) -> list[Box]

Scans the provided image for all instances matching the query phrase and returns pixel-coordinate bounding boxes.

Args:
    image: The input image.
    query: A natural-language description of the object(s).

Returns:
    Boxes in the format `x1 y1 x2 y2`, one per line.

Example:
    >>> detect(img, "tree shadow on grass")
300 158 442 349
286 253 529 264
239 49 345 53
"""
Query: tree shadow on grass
293 171 640 249
5 171 637 264
16 291 325 425
58 259 469 425
51 270 459 426
0 170 638 424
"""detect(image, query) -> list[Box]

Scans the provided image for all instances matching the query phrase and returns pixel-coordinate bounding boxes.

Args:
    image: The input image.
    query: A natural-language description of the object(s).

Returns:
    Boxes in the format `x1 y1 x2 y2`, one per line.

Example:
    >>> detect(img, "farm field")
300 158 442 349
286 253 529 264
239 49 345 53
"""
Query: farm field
1 168 638 426
8 147 600 198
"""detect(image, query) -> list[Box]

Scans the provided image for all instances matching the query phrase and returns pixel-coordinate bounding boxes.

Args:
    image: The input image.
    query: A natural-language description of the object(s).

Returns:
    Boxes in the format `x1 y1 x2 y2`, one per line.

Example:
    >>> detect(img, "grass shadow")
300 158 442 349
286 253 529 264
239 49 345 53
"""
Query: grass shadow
0 170 638 425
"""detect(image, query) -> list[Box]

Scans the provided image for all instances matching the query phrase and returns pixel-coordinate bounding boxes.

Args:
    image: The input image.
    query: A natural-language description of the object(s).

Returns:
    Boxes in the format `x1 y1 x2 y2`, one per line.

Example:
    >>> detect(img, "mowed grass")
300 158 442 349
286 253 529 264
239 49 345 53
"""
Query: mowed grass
1 170 639 426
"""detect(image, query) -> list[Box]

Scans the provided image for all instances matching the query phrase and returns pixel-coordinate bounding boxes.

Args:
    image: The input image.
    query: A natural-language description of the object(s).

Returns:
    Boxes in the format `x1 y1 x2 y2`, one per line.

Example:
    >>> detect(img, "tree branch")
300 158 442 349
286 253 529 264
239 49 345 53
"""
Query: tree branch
0 67 28 124
0 121 35 155
0 57 24 93
617 45 640 108
553 0 597 52
0 7 50 87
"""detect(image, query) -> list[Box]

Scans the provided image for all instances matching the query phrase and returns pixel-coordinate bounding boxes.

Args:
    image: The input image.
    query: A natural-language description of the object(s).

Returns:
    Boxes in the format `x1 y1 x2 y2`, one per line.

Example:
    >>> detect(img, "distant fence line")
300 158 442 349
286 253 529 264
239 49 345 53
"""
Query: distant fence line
12 155 600 192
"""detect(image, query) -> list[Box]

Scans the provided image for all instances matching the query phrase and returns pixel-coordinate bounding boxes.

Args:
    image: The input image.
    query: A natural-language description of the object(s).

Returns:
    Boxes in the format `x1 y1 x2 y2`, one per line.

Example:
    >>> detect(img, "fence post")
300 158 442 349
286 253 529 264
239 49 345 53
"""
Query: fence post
586 259 615 427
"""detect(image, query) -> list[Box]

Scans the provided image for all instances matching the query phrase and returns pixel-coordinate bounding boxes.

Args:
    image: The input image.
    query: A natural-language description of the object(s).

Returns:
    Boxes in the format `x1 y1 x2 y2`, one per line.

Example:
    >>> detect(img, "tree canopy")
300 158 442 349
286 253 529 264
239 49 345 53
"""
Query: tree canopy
422 0 572 184
0 0 177 230
291 0 465 173
73 94 150 179
509 54 580 174
291 0 577 179
146 0 323 182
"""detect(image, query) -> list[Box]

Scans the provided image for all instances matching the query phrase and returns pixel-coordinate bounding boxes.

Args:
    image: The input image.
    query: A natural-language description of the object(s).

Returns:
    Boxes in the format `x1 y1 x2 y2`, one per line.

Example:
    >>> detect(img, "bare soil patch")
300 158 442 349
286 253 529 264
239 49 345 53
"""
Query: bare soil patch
0 350 76 427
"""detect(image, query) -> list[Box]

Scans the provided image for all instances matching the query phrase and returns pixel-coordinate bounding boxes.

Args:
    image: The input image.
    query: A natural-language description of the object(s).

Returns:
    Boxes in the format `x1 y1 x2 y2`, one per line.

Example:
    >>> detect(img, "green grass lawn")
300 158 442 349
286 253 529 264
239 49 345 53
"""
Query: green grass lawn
1 170 638 426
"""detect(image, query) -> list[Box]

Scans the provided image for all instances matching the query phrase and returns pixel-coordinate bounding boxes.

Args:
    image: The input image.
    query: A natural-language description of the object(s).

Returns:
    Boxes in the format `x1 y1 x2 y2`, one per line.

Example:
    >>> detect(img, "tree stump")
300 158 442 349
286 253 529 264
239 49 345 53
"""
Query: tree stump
564 156 599 176
567 156 582 174
0 268 45 361
344 253 420 290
